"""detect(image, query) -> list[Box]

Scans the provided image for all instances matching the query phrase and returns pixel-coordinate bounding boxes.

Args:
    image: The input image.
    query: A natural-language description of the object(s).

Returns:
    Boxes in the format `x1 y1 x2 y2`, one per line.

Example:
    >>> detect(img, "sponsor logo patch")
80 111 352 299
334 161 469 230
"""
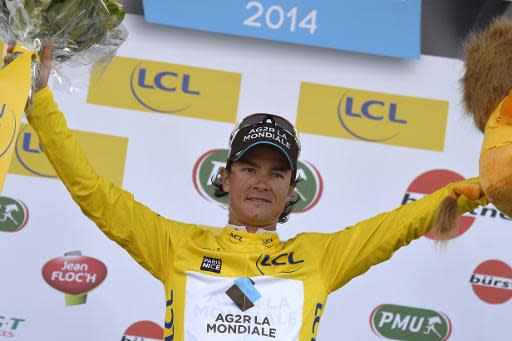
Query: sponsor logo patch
201 256 222 274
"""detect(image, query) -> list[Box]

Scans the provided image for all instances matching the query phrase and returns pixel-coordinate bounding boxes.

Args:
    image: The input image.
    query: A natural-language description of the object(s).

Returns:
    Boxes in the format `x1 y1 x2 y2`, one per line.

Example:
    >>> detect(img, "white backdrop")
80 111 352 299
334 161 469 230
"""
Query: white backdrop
1 14 510 340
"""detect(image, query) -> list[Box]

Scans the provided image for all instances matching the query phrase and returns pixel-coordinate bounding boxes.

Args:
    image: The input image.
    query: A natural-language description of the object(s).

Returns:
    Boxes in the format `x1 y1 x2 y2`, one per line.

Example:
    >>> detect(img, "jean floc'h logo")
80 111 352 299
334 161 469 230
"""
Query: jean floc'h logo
41 251 108 306
193 149 323 213
370 304 451 341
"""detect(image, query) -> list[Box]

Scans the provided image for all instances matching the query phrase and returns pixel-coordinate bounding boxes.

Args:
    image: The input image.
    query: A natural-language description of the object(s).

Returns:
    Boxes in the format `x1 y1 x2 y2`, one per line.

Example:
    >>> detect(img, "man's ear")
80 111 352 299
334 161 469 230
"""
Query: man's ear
220 168 230 193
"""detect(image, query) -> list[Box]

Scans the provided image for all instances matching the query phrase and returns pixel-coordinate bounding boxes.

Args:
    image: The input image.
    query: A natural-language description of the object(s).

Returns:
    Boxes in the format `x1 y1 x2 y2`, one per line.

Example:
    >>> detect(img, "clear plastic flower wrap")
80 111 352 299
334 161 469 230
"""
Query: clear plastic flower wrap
0 0 127 93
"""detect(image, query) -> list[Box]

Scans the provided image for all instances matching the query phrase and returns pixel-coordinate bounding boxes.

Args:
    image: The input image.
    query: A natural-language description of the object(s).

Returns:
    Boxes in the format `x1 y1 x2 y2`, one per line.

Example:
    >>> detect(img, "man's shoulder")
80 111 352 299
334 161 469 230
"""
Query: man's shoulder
285 230 332 245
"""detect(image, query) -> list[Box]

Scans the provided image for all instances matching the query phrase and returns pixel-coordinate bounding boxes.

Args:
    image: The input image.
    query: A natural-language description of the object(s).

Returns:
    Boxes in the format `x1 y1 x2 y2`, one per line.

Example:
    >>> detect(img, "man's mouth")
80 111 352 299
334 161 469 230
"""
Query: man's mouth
246 197 272 203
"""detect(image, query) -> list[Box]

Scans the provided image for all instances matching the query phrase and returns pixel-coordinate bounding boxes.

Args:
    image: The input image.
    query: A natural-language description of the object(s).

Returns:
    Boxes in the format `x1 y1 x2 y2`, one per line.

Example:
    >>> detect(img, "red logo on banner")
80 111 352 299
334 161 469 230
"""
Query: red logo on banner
470 260 512 304
403 169 475 240
122 321 163 341
42 255 107 295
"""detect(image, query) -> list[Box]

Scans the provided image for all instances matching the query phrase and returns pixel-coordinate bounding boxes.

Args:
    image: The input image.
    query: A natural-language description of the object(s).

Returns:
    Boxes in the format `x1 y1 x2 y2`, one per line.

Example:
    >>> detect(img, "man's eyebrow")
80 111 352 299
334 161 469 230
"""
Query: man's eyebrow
237 160 289 172
237 159 258 167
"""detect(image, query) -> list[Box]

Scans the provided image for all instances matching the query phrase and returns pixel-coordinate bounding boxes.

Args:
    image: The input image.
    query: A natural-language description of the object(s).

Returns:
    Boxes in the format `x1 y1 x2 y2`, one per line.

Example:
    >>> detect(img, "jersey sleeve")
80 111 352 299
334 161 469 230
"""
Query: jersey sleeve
26 87 193 282
314 179 488 293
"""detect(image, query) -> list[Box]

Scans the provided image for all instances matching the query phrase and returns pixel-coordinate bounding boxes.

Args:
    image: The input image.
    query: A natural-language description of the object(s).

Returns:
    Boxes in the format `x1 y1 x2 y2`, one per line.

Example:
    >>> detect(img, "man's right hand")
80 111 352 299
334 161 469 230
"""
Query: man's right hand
3 41 54 92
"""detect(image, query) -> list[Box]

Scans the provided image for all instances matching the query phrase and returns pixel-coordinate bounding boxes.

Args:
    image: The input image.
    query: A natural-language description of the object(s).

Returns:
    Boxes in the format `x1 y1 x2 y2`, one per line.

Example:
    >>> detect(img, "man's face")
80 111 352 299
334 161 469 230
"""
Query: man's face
221 145 295 228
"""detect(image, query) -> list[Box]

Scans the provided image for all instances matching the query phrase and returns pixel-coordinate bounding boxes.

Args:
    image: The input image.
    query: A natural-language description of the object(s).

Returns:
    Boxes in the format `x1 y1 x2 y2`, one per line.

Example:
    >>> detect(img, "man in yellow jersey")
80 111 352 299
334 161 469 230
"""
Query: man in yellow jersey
5 44 488 341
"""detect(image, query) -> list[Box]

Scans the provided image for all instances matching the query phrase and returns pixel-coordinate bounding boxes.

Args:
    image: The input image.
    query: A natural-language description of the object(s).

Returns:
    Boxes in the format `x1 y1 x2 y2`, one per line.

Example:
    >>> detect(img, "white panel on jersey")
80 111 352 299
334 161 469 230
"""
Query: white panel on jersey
184 272 304 340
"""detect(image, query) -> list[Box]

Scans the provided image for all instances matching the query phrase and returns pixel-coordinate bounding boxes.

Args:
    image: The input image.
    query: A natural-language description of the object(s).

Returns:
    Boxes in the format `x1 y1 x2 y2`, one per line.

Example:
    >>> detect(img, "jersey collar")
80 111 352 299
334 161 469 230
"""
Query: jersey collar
227 224 275 234
220 226 281 251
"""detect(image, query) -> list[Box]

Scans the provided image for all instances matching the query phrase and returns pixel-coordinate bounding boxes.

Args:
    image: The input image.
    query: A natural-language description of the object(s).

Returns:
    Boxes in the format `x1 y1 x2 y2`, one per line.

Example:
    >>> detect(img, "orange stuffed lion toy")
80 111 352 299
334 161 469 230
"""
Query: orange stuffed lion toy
434 18 512 239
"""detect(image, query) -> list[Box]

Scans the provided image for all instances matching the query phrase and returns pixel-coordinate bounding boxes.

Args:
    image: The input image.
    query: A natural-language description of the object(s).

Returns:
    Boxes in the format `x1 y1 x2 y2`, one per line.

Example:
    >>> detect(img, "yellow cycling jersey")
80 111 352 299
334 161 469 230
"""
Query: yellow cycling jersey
28 87 488 341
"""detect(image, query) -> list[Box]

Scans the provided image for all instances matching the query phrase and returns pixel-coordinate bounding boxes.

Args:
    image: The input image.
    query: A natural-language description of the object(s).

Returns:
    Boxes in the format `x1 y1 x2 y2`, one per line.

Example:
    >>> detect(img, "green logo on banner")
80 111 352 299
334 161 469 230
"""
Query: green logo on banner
193 149 323 212
371 304 451 341
0 196 28 232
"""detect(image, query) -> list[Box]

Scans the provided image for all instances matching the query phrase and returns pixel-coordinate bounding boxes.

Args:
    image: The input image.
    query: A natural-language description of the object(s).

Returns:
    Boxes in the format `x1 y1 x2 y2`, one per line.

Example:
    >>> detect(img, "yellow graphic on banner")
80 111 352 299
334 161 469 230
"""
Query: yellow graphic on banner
0 44 32 193
296 82 449 151
9 124 128 187
87 56 241 123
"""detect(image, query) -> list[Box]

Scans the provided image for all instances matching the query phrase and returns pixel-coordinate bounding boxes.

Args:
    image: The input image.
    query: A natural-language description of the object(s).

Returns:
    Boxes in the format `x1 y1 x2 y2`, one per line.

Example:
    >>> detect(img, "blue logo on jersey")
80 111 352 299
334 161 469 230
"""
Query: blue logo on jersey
225 278 261 312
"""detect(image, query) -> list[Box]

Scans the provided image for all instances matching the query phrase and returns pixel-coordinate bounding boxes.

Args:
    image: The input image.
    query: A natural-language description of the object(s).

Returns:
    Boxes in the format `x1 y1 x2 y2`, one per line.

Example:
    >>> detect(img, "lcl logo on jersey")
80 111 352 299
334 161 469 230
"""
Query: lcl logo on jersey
370 304 451 341
470 260 512 304
41 251 107 306
296 82 448 151
193 149 323 213
402 169 511 241
0 196 28 232
121 321 163 341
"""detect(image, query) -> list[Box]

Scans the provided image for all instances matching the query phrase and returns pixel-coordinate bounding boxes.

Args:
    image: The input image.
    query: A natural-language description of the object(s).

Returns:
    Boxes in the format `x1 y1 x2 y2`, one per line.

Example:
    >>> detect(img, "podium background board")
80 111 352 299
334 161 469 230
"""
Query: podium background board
0 14 510 341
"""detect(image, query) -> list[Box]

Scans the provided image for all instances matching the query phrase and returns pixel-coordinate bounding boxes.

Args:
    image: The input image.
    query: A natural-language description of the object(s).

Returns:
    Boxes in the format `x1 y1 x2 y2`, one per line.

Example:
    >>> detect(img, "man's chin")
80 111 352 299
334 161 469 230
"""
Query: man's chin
243 211 276 227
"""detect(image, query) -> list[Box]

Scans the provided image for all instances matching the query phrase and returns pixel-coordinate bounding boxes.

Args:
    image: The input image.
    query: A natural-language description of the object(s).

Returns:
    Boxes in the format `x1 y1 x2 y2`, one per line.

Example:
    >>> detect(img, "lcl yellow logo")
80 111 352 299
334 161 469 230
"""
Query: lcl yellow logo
88 56 241 123
296 82 449 151
9 124 128 186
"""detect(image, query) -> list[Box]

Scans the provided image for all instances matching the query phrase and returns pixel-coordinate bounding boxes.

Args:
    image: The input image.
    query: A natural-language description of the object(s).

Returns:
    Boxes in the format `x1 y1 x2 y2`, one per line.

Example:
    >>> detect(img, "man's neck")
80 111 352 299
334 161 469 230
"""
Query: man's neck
227 222 276 234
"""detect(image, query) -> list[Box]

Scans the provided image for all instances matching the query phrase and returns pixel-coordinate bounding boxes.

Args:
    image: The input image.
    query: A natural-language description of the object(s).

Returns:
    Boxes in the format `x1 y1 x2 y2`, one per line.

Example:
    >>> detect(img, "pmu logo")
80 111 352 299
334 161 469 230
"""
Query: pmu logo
296 83 448 151
0 196 28 232
470 260 512 304
121 321 164 341
225 278 261 312
402 169 511 241
370 304 451 341
0 102 17 160
88 56 240 123
193 149 323 212
42 251 107 306
0 314 26 338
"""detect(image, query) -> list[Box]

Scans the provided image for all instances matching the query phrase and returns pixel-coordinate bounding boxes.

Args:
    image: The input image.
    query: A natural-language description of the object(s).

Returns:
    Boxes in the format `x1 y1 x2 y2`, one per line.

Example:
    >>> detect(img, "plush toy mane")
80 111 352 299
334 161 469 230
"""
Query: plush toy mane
462 18 512 132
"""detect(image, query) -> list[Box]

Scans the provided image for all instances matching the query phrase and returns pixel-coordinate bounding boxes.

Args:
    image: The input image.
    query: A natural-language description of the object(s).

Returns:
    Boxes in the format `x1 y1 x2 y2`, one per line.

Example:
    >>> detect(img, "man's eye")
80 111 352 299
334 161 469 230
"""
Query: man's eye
272 172 284 178
243 168 255 173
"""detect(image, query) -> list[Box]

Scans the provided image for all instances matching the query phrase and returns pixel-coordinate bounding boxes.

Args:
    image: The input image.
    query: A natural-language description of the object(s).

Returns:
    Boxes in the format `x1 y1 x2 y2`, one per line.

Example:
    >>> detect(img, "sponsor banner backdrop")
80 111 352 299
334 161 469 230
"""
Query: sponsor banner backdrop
9 124 128 186
0 14 510 341
87 56 241 123
296 82 449 151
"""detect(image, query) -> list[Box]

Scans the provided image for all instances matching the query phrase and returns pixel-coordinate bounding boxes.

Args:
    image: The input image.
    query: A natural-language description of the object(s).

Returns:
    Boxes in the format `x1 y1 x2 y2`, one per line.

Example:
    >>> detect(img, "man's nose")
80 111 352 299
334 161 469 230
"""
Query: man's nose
251 173 271 190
